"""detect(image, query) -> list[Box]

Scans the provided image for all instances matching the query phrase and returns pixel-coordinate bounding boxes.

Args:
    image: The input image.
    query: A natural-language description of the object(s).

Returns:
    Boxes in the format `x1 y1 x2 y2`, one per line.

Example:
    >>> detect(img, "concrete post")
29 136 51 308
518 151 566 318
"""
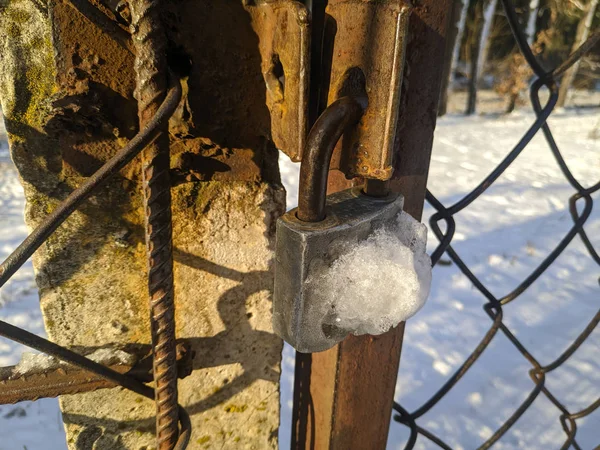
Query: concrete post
0 0 284 448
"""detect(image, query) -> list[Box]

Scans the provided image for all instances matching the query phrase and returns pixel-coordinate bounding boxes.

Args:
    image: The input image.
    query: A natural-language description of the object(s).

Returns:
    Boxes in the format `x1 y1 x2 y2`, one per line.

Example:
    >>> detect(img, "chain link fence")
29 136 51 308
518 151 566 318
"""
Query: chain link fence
391 1 600 448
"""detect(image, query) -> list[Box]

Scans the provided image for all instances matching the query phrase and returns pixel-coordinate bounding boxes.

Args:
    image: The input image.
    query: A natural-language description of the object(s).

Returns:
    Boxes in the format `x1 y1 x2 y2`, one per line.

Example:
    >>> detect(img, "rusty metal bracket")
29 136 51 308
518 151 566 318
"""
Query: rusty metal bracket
326 0 412 180
248 0 310 159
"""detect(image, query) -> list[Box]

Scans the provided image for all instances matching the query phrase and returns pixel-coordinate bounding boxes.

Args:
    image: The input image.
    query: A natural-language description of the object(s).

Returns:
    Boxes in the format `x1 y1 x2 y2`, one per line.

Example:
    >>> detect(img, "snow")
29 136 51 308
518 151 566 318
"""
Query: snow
304 211 431 337
0 100 598 449
387 108 599 449
86 348 137 366
14 352 64 376
0 127 67 448
12 348 138 377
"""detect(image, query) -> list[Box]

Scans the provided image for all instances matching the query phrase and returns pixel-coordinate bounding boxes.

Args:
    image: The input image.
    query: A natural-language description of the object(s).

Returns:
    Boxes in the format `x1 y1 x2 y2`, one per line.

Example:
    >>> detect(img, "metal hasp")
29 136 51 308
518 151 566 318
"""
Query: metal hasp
291 0 452 447
325 0 412 180
272 96 404 353
247 0 310 159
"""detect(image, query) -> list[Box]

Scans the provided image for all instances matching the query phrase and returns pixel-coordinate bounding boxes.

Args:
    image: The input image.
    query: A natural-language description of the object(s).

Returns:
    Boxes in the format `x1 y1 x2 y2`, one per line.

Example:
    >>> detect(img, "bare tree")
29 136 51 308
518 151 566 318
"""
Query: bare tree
498 52 533 113
557 0 599 107
439 0 469 116
450 0 469 87
505 0 543 113
590 116 600 139
467 1 484 115
526 0 541 45
476 0 499 84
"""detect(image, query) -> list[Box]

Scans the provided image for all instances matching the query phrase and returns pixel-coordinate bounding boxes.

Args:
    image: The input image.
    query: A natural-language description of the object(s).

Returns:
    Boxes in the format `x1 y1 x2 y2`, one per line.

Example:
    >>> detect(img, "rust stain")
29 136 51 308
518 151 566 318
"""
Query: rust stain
326 0 412 181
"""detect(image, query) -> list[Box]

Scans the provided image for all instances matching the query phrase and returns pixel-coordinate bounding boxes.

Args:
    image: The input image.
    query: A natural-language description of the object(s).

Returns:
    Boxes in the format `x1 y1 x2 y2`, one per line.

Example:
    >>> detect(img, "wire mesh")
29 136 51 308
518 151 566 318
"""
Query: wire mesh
391 1 600 449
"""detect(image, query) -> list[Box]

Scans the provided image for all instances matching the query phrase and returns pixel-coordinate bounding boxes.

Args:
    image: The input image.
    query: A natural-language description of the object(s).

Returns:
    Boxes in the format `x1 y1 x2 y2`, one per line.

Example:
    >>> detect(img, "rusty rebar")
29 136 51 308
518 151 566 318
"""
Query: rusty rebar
0 364 135 405
0 342 194 405
0 281 191 449
129 1 179 448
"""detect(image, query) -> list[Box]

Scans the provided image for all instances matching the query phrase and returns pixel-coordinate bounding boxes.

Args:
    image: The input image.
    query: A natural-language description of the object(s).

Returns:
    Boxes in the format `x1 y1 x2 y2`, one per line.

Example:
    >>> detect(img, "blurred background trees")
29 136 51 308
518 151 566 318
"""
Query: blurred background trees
438 0 600 117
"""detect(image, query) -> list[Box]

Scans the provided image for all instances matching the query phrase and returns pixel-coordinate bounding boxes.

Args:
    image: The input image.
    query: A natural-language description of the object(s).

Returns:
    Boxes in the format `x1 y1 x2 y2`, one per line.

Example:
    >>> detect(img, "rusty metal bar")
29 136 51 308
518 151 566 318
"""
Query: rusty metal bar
291 1 452 448
129 1 179 448
0 342 194 405
0 365 130 405
0 320 154 399
0 324 192 450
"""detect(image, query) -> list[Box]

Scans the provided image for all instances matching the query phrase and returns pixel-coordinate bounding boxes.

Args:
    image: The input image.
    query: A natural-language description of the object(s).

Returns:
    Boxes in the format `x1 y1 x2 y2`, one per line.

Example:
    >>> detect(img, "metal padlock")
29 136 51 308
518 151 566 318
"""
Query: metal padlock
273 97 404 353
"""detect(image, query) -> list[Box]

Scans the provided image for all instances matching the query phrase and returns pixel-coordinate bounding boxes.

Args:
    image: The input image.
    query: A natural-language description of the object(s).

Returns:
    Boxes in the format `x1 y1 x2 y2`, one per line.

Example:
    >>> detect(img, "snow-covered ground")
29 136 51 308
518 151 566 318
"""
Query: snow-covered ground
0 128 67 447
389 108 599 450
0 101 598 449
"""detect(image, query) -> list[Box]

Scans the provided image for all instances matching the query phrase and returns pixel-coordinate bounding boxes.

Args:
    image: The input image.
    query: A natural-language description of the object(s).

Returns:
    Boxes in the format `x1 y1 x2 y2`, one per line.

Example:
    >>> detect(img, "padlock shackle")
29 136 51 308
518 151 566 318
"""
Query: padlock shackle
297 96 366 222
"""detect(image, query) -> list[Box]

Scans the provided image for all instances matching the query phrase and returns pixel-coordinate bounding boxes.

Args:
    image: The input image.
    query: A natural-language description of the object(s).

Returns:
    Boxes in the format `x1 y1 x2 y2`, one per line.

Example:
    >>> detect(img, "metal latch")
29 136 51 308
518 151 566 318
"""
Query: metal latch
263 0 412 180
325 0 412 180
247 0 310 158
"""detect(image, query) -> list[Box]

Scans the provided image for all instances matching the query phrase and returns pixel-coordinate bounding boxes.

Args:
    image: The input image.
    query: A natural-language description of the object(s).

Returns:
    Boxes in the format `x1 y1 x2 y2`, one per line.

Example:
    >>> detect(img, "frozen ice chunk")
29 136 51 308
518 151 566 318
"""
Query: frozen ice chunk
305 211 432 337
86 348 137 366
14 352 63 375
13 348 136 376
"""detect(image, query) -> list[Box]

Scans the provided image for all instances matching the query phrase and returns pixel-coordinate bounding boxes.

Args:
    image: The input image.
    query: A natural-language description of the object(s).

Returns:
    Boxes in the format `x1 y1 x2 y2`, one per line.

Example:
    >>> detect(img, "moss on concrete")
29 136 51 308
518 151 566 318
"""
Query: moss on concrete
0 0 56 132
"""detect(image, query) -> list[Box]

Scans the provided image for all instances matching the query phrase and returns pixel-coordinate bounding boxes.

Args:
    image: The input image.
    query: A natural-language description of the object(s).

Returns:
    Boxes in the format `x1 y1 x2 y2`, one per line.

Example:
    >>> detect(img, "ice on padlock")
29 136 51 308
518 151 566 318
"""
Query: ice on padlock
273 188 432 353
304 211 431 337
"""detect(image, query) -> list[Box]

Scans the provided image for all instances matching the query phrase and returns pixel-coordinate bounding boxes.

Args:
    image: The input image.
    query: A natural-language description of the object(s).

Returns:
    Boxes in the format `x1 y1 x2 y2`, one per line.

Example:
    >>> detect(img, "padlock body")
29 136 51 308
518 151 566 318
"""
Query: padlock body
273 187 404 353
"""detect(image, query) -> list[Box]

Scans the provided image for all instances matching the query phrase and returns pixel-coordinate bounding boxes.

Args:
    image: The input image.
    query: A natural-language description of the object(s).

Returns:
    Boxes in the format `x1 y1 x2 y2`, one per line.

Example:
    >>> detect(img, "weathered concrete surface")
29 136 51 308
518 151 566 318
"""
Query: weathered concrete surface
0 0 285 448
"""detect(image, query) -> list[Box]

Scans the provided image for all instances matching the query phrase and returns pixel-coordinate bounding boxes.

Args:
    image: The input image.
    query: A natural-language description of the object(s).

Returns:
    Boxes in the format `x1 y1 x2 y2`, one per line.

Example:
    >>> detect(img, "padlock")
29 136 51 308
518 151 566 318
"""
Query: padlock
272 96 405 353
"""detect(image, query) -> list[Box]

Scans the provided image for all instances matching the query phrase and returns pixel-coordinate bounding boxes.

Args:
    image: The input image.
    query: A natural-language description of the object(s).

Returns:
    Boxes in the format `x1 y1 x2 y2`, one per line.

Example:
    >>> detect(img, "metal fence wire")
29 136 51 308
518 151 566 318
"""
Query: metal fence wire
0 0 598 449
391 1 600 449
0 75 192 449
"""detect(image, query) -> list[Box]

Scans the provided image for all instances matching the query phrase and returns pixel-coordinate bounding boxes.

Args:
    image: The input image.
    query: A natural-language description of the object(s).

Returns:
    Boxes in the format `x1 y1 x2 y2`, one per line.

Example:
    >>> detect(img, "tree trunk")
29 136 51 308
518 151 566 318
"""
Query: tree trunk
467 3 484 115
450 0 469 87
589 116 600 139
506 0 540 112
526 0 541 46
439 0 469 116
476 0 499 85
556 0 599 107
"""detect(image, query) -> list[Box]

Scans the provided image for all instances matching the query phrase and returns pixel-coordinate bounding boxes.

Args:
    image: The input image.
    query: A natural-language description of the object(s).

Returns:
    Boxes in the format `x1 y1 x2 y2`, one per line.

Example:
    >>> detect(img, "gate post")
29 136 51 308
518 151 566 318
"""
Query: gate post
292 1 452 448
